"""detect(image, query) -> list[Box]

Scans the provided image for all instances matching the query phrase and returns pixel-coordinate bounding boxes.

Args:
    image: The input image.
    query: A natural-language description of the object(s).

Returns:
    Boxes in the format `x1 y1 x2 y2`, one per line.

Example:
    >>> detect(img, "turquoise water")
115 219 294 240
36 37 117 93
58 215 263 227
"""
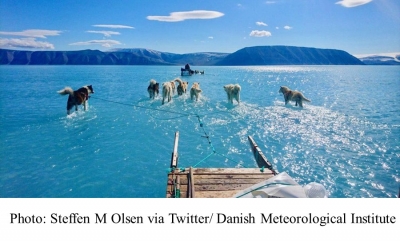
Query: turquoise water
0 65 399 198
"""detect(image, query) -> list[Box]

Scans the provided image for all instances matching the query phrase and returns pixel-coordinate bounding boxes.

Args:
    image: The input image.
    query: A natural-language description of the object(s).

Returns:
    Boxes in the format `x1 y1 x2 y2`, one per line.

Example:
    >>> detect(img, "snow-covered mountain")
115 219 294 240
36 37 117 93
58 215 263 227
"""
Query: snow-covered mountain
356 53 400 65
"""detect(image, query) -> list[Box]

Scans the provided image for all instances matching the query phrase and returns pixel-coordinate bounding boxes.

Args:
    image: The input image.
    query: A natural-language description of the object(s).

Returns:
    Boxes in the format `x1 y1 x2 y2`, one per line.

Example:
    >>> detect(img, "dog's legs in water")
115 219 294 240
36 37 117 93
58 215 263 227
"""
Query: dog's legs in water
284 96 289 105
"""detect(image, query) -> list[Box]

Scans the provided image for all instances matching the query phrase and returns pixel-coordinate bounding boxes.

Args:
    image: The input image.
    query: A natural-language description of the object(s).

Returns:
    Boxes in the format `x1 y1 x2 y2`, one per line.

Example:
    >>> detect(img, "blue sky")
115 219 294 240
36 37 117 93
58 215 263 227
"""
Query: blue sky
0 0 399 56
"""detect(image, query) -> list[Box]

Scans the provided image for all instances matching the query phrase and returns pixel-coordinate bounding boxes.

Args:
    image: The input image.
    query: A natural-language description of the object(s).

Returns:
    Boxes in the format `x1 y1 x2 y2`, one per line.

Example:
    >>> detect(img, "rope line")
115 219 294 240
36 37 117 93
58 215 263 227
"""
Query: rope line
193 114 247 168
90 96 197 117
192 152 215 168
90 96 247 168
91 96 235 119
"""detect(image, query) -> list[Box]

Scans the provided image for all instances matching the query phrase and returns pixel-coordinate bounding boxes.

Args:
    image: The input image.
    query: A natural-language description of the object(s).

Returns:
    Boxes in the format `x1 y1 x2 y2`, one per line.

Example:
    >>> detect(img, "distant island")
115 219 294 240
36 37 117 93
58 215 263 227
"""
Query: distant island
356 54 400 65
0 45 398 65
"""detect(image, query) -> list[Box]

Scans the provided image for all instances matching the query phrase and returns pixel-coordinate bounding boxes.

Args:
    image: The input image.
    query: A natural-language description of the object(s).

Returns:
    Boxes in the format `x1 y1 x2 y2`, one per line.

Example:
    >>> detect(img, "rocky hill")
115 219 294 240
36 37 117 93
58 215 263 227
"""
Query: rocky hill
0 46 365 65
215 46 364 65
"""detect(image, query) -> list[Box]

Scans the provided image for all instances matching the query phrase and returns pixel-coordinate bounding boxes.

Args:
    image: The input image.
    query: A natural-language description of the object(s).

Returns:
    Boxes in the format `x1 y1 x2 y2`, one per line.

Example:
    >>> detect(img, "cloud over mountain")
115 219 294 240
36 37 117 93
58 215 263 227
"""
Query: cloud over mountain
147 10 224 22
0 38 55 49
250 30 272 37
69 40 121 48
0 29 61 49
92 25 134 29
0 29 62 38
87 31 121 37
335 0 372 8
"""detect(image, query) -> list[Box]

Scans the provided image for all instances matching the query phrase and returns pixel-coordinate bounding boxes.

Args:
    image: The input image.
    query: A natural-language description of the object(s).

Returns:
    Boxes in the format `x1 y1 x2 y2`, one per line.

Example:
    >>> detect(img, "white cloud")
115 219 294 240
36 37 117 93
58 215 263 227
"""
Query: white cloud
249 30 272 37
0 29 60 49
0 37 55 49
284 25 293 30
69 40 121 48
208 36 214 39
87 31 121 37
335 0 372 8
0 29 61 38
92 25 134 29
276 27 279 29
256 21 268 26
265 1 276 4
147 10 224 22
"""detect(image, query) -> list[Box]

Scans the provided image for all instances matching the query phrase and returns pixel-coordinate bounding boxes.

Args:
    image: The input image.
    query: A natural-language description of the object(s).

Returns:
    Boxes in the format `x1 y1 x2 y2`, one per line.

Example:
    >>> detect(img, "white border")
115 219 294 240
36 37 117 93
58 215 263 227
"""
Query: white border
1 198 399 240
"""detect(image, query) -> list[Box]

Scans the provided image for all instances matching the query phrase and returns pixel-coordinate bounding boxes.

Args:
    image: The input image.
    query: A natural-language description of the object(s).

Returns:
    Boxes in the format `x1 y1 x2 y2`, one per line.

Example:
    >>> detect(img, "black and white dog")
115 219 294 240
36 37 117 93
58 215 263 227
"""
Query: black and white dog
58 85 94 115
147 79 159 99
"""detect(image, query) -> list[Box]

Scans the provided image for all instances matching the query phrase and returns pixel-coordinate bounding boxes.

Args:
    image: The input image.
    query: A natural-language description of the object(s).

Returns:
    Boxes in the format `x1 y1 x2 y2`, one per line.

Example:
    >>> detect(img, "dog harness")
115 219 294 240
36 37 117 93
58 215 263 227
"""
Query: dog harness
76 92 88 103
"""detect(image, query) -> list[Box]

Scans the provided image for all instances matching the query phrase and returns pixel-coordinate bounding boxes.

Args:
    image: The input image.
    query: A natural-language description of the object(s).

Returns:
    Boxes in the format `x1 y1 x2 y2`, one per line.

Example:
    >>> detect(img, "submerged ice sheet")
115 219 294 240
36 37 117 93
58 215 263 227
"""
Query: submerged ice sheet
1 65 399 197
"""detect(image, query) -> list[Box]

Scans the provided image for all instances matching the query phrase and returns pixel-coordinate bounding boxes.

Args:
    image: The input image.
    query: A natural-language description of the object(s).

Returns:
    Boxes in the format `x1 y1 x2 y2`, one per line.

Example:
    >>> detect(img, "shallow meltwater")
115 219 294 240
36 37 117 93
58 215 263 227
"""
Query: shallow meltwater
169 99 394 197
1 65 398 197
124 93 397 197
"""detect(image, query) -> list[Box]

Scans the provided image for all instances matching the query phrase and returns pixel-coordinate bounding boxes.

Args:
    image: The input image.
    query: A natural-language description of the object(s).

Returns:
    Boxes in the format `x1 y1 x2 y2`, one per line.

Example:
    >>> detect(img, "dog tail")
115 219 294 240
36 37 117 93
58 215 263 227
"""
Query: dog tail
58 87 74 96
150 79 157 85
302 95 311 102
174 78 183 85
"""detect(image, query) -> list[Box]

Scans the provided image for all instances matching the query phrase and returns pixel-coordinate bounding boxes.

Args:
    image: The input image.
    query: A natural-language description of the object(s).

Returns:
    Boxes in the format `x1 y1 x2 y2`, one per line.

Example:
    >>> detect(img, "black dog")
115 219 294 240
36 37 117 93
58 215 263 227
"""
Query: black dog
58 85 94 115
147 79 159 99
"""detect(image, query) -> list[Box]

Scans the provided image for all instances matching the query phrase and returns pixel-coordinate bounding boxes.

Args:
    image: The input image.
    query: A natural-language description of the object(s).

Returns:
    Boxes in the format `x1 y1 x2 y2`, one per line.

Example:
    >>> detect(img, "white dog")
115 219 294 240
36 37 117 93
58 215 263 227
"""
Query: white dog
162 82 173 105
223 84 241 104
170 80 176 95
190 82 202 101
279 86 311 107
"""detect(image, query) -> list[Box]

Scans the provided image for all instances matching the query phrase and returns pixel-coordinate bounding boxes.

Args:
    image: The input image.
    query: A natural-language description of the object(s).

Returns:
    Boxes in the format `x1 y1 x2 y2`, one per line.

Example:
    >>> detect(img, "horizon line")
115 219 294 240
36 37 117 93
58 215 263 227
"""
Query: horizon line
1 46 399 58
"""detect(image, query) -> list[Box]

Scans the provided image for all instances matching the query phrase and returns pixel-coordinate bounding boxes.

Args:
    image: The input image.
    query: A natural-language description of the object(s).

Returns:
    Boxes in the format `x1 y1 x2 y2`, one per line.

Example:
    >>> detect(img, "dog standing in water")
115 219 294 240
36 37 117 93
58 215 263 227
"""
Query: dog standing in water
162 82 173 105
174 78 189 96
147 79 159 99
223 84 241 104
279 86 311 107
170 80 176 95
190 82 202 101
58 85 94 115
